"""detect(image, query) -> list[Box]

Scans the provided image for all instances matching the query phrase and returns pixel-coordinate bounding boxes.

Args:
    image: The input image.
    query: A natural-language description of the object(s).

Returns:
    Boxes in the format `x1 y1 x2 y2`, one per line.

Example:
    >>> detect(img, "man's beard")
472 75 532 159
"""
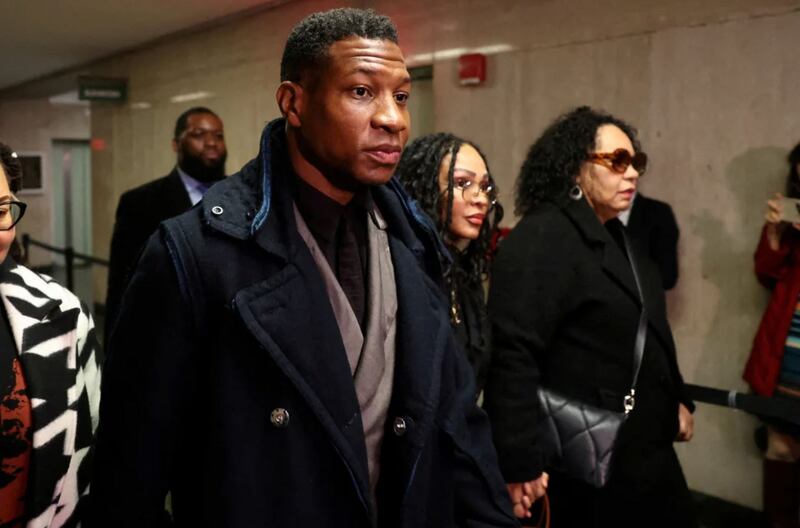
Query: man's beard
179 151 227 183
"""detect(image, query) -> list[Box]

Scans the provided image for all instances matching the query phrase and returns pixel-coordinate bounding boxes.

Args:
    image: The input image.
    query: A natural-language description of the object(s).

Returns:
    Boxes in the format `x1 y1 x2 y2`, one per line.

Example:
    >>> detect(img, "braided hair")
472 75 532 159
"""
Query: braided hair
395 133 504 320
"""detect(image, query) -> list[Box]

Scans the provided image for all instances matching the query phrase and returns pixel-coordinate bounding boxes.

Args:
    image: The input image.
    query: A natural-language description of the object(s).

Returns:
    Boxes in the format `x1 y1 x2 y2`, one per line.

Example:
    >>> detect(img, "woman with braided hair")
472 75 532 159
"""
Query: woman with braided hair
395 133 503 395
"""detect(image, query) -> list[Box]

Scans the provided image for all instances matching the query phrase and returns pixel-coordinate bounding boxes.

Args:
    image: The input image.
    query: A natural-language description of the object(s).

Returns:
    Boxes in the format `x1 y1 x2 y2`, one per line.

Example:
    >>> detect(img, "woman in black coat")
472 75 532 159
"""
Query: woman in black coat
395 133 503 395
484 107 697 527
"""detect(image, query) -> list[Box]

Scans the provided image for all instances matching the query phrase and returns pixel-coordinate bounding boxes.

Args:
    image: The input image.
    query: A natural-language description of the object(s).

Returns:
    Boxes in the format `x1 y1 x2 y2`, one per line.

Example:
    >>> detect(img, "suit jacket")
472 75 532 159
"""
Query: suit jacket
626 193 680 290
484 198 693 491
89 119 518 528
0 261 102 528
105 169 191 341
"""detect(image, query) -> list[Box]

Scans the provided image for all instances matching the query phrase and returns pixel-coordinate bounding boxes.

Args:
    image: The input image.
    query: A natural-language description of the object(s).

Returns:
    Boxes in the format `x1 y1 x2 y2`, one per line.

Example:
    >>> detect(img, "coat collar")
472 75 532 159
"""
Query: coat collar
200 118 449 280
0 260 62 331
562 198 641 305
561 198 672 347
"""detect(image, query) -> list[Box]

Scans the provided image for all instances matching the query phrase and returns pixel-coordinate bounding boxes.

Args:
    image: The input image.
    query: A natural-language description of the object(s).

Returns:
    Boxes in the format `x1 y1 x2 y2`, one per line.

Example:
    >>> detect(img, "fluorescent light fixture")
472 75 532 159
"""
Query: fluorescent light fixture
406 44 515 66
48 90 89 106
170 91 214 103
130 102 151 110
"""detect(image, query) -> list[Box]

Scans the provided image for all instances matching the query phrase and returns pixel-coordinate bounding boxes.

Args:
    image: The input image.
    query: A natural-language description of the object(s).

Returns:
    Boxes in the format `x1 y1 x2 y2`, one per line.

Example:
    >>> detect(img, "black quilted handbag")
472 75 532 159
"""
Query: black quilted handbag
535 230 647 488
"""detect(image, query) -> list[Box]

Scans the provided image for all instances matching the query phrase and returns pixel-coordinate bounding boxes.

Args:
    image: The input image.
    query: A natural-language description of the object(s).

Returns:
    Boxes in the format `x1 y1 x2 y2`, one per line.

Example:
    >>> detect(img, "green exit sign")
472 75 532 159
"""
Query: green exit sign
78 77 127 102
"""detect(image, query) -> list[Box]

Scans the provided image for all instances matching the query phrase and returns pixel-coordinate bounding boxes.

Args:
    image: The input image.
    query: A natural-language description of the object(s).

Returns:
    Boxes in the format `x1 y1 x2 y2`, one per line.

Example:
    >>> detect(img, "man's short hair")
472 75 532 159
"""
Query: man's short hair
173 107 219 141
280 8 398 84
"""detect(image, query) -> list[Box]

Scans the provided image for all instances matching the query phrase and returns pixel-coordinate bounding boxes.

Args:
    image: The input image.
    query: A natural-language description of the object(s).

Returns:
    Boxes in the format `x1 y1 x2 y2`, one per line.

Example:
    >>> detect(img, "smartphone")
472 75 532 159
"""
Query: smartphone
779 196 800 223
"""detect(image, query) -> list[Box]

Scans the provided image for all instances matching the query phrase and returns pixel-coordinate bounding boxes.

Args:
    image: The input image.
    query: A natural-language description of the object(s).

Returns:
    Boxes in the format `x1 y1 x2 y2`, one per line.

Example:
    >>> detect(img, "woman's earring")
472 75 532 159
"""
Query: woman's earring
569 185 583 201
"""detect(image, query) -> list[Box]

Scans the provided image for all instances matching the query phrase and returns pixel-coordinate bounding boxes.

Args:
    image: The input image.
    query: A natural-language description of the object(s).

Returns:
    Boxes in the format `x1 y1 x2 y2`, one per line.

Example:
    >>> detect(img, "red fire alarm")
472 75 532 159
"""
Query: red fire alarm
459 53 487 86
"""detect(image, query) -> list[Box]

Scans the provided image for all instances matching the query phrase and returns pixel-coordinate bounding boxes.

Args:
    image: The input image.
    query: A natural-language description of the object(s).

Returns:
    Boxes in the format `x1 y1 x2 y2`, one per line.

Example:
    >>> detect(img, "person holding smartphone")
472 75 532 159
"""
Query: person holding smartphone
744 141 800 528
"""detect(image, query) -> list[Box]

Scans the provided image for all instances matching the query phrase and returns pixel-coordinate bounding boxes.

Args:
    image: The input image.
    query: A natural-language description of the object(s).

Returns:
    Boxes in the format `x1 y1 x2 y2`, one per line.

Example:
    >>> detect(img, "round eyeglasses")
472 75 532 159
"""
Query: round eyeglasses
453 178 498 206
0 201 27 231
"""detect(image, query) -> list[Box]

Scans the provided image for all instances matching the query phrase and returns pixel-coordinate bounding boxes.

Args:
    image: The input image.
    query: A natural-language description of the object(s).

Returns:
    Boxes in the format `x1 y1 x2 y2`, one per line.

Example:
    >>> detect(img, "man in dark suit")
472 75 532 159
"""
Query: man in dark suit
619 191 680 290
105 107 226 341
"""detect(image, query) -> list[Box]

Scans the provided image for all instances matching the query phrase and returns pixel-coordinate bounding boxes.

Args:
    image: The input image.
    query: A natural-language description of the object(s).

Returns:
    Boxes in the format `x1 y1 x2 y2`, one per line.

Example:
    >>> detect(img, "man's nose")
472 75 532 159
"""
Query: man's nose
372 94 408 134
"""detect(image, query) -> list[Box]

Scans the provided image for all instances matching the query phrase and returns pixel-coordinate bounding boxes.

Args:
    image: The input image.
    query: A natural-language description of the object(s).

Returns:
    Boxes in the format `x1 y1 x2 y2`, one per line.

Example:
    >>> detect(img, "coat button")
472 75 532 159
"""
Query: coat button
211 205 224 216
393 416 407 436
270 408 290 428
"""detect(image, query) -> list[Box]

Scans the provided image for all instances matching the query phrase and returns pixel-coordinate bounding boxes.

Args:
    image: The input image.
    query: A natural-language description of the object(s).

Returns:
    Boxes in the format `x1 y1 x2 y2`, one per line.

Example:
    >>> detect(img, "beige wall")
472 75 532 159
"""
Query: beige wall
13 0 792 509
0 99 91 266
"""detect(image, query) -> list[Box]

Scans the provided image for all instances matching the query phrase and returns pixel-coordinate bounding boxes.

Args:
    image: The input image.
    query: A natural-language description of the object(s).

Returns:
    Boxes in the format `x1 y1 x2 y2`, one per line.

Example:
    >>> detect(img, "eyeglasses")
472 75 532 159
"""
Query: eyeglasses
0 200 27 231
453 178 498 206
588 149 647 175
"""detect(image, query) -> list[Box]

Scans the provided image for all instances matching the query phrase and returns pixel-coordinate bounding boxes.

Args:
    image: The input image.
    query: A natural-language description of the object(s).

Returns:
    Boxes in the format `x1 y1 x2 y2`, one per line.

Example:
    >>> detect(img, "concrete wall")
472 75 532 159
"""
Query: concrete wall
0 99 91 266
3 0 798 509
422 1 800 509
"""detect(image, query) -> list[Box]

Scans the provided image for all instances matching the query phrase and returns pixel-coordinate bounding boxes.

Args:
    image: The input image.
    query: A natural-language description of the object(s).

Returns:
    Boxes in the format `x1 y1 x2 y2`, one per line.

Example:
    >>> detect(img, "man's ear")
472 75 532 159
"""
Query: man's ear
276 81 304 128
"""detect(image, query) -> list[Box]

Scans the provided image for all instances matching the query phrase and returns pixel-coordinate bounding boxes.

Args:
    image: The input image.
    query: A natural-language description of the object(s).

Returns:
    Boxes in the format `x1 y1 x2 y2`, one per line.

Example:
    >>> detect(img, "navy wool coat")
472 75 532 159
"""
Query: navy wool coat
89 120 518 528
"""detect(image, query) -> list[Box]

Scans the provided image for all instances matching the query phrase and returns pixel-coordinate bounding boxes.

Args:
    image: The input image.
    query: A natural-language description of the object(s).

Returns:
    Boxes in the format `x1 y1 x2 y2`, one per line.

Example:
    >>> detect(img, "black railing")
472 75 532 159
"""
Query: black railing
21 234 109 292
685 383 800 425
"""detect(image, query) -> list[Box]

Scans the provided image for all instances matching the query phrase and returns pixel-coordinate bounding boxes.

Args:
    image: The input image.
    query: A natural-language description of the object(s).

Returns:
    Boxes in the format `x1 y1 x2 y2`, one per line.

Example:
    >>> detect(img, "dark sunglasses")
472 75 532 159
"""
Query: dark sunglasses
588 149 647 175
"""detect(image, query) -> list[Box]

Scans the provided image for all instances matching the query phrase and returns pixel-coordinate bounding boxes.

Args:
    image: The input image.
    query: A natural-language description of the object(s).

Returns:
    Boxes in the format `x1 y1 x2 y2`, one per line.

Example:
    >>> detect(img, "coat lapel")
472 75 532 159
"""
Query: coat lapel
564 199 641 305
0 264 63 353
228 160 372 509
233 253 372 509
563 199 674 347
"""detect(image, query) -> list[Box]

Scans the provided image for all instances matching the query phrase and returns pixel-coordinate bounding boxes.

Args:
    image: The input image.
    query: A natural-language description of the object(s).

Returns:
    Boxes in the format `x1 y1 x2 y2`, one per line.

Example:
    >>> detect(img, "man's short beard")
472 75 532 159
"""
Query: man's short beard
178 151 227 183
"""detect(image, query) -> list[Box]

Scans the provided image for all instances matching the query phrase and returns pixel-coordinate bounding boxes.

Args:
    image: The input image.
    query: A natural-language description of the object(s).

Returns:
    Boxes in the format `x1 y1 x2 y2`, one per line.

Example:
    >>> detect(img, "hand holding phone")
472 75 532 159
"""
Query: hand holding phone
777 195 800 224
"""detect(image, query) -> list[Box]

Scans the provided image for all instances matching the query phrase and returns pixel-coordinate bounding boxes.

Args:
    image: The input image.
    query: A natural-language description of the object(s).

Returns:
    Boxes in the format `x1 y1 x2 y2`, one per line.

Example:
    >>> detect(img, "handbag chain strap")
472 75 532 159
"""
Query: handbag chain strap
621 229 647 415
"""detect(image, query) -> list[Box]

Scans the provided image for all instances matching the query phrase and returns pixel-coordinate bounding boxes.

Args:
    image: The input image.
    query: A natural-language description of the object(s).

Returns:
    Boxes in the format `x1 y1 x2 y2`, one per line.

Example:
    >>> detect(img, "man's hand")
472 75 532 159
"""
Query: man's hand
507 472 549 518
676 403 694 442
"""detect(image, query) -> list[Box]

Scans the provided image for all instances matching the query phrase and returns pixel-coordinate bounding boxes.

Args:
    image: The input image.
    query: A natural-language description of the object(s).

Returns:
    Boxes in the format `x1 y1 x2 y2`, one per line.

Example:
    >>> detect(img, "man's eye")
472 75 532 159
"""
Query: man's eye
395 92 409 104
353 87 369 98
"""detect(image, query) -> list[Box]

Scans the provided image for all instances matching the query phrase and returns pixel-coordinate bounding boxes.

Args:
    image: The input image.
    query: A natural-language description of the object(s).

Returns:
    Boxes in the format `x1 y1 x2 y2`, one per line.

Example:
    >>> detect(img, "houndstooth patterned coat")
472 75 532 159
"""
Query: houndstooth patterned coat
0 261 102 527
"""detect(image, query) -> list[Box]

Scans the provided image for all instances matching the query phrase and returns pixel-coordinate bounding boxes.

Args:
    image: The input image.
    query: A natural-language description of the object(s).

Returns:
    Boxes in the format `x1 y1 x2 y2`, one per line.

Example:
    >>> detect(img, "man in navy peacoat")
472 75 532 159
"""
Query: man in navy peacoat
90 8 518 528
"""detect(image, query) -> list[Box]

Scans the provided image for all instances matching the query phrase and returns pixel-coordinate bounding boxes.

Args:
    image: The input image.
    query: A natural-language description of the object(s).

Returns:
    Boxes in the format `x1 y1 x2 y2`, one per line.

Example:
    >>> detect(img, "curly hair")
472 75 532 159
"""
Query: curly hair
280 8 398 84
0 141 22 193
786 141 800 198
515 106 641 216
395 133 504 290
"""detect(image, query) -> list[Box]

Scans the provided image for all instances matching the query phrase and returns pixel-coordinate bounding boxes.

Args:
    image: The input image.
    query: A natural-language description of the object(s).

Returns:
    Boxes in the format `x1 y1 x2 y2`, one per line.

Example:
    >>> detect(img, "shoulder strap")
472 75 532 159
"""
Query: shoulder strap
622 229 647 414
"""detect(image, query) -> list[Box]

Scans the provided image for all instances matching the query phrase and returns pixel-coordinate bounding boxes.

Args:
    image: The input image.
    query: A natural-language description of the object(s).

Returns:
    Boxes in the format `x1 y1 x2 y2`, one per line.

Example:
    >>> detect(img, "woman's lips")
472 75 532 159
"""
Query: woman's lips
466 214 485 226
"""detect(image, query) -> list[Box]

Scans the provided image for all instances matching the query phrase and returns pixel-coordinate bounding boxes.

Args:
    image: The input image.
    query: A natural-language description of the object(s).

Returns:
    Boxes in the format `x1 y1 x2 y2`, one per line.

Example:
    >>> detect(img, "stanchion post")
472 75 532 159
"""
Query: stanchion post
65 247 75 292
22 233 29 262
